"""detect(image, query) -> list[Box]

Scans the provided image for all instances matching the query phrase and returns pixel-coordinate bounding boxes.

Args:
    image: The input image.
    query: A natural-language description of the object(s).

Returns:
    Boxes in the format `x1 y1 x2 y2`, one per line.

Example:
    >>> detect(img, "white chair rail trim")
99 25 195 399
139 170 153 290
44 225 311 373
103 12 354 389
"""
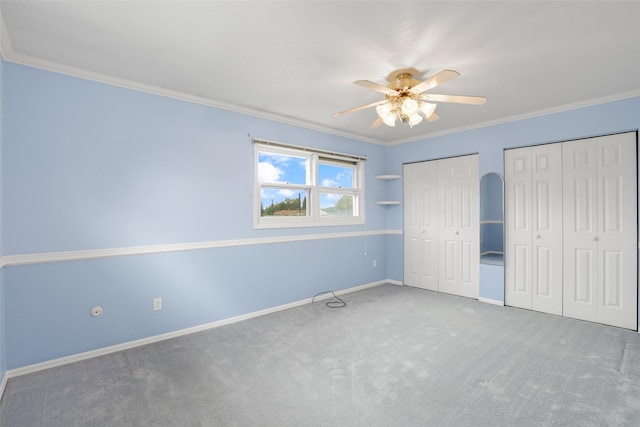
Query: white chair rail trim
0 229 403 267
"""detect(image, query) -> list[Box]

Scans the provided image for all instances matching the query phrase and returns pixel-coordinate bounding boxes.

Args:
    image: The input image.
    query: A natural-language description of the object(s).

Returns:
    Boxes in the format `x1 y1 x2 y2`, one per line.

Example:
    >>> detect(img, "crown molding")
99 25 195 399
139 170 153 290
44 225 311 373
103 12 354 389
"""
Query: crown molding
0 12 383 145
0 6 11 58
387 89 640 146
2 13 636 149
0 27 386 147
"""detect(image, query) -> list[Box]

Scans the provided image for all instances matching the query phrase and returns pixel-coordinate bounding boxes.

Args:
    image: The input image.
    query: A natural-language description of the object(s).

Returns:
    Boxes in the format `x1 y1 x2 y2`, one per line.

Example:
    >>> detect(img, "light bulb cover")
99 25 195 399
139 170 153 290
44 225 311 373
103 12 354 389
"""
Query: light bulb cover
420 102 436 118
401 97 419 116
408 113 423 127
382 114 396 127
376 102 392 118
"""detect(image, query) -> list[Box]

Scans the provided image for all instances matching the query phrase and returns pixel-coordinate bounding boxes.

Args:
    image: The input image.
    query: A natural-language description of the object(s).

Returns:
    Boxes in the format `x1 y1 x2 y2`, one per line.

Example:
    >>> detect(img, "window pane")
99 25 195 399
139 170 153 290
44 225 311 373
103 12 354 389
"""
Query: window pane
320 193 355 216
261 188 308 217
318 163 354 189
258 152 308 185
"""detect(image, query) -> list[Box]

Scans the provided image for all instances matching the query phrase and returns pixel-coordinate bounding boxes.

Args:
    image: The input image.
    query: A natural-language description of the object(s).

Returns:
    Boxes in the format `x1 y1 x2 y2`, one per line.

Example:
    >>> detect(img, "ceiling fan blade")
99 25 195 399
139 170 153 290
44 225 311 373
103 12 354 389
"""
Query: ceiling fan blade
409 70 460 94
370 117 383 128
426 112 440 122
422 94 487 105
354 80 399 96
332 100 387 117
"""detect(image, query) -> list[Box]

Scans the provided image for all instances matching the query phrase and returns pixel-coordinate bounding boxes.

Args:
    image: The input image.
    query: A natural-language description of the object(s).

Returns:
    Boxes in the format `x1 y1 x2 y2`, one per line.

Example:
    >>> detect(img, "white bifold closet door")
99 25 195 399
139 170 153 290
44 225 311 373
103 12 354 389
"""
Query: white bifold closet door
403 155 479 299
438 156 479 299
505 144 563 315
562 133 637 330
404 161 439 291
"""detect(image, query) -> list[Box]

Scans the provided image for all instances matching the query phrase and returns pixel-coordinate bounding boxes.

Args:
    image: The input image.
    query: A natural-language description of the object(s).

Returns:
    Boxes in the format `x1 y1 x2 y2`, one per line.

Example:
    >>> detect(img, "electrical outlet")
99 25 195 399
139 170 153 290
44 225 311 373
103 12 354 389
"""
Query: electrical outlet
90 306 103 317
373 259 377 268
153 297 162 311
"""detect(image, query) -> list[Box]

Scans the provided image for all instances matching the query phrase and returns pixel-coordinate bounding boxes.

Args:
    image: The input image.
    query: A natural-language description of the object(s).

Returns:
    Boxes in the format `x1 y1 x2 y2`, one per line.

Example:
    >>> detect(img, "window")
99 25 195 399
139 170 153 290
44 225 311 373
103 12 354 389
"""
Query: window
254 140 365 228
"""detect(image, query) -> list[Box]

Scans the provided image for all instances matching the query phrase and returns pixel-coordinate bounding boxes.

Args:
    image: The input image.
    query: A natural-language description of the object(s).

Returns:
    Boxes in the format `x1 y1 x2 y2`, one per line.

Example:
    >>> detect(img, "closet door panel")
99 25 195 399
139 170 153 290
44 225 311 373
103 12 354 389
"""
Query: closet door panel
403 163 422 287
404 155 478 299
438 155 479 299
505 149 533 309
457 155 480 299
531 144 563 315
563 132 637 329
420 163 440 291
596 133 637 329
403 162 439 291
563 140 598 322
421 236 437 290
439 157 461 295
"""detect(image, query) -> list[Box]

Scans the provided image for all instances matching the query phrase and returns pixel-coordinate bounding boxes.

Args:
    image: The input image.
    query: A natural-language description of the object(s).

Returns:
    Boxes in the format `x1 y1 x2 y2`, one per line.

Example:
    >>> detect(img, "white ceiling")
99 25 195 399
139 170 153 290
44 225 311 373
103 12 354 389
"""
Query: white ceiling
1 1 639 145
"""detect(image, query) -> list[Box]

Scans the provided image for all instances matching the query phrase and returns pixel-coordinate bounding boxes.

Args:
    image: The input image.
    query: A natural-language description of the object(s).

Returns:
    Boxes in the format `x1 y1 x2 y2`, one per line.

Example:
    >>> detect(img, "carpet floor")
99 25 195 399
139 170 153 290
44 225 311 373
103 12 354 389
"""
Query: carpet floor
1 283 639 426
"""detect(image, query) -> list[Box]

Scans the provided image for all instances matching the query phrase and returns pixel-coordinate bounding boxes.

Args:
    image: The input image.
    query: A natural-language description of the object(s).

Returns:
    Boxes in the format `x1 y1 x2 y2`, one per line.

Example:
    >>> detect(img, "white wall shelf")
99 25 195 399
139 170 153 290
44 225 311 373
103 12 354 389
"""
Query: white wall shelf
376 174 401 205
376 174 401 180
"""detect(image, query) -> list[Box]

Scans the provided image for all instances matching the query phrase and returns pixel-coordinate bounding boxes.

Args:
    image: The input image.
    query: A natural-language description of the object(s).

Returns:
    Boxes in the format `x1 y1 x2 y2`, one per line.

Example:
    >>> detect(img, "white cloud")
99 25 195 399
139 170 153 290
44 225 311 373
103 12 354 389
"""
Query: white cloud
278 189 295 197
321 178 339 187
258 162 282 183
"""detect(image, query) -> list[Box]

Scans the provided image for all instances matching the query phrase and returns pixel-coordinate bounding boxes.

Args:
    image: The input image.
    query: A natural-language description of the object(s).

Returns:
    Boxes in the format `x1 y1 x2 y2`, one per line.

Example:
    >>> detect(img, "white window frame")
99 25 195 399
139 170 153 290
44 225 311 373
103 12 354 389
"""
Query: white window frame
254 140 365 229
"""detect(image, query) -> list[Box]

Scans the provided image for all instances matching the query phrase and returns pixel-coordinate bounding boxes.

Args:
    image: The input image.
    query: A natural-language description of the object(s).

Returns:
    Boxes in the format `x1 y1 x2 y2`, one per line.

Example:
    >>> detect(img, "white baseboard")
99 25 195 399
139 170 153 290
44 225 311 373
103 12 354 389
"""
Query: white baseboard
2 279 393 387
0 371 7 401
479 297 505 306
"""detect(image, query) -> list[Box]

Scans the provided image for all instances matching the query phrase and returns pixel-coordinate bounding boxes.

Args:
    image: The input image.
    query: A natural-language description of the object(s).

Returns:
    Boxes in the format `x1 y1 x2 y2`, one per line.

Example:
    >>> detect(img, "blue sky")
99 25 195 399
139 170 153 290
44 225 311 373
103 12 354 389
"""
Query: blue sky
258 152 353 209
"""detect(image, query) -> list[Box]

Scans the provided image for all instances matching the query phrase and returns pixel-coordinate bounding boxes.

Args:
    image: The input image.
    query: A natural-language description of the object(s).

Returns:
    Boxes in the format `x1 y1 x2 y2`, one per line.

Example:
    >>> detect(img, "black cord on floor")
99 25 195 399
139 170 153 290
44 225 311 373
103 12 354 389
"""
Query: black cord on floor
311 290 346 308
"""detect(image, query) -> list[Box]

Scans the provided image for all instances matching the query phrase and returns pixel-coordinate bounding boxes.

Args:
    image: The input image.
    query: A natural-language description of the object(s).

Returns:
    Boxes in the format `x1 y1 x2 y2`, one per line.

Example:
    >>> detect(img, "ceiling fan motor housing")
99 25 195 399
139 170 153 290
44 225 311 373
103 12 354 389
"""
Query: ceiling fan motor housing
385 67 422 91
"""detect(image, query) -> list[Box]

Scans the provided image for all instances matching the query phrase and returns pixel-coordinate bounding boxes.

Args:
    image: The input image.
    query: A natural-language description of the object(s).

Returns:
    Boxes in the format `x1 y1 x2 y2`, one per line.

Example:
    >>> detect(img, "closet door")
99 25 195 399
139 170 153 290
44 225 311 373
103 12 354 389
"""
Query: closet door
530 144 563 315
563 132 637 329
438 155 479 299
403 162 439 290
505 144 562 315
505 149 533 309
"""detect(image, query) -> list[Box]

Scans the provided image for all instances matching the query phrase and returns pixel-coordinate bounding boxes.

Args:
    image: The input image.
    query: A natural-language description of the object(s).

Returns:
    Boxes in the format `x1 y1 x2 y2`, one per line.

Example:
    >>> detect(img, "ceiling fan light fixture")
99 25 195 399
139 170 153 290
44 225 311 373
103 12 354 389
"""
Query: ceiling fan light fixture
408 113 423 127
400 97 419 116
420 102 436 119
376 102 392 117
376 101 398 126
381 113 396 127
334 67 486 130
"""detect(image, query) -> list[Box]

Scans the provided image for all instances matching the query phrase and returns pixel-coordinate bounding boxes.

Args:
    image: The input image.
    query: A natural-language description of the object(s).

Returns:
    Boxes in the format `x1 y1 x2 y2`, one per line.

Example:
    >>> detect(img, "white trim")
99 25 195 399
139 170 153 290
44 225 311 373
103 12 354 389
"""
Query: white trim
0 7 10 58
0 372 7 402
387 90 640 146
254 143 366 229
479 297 505 306
254 138 366 161
2 18 636 149
2 280 391 381
0 230 401 267
0 50 385 146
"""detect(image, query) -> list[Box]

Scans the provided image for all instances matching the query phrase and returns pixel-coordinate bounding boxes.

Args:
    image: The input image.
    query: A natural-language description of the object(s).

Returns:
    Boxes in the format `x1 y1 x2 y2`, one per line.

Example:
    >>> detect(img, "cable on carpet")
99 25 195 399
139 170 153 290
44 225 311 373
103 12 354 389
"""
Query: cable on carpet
311 290 346 308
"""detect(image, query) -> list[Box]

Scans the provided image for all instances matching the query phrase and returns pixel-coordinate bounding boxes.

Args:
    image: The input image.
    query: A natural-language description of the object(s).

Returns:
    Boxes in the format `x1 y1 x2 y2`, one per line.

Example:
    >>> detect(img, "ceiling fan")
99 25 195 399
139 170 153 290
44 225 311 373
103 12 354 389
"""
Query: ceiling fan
333 67 487 128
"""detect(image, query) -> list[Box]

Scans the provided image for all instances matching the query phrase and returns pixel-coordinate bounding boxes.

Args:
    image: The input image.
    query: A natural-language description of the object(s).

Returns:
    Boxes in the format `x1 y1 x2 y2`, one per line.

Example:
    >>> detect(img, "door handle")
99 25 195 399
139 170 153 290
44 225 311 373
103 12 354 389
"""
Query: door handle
535 234 541 239
454 230 459 235
590 236 598 242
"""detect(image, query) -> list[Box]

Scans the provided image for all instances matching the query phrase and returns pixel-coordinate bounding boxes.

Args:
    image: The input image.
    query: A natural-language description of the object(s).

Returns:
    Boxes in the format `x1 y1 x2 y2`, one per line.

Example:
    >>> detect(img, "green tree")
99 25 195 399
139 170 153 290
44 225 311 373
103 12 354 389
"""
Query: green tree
335 195 353 213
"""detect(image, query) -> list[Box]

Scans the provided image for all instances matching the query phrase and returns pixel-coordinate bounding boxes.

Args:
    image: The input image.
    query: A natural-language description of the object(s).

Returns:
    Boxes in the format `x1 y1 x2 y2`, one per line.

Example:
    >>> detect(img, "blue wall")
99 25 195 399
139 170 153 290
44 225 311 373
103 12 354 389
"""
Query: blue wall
0 56 6 380
1 62 390 369
1 59 638 371
385 97 640 305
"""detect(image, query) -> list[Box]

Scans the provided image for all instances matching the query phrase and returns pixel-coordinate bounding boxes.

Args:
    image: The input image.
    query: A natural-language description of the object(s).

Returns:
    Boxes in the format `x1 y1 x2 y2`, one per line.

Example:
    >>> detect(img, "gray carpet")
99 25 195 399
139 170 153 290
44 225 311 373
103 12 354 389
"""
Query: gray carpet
1 283 639 426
